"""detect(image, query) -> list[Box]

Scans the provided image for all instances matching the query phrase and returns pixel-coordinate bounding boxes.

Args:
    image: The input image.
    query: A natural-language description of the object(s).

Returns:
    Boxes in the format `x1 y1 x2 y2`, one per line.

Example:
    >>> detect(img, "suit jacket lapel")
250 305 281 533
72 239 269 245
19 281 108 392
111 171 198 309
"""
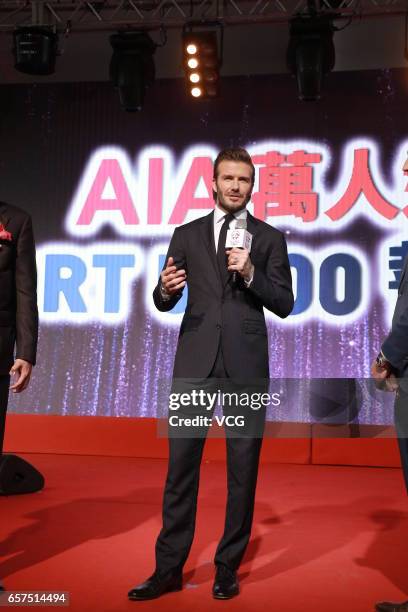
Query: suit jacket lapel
199 211 222 286
246 211 260 243
399 254 408 290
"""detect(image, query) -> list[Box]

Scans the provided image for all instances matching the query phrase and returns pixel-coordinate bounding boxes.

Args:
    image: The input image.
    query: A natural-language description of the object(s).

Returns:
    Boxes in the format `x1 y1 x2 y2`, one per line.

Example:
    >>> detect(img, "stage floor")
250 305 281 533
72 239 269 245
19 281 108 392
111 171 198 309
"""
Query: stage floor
0 453 407 611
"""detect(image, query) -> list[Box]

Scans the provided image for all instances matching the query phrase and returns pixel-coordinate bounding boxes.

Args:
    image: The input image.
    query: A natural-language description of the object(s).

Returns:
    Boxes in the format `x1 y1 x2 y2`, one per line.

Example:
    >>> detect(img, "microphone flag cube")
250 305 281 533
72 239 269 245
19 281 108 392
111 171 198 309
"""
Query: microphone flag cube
225 228 252 252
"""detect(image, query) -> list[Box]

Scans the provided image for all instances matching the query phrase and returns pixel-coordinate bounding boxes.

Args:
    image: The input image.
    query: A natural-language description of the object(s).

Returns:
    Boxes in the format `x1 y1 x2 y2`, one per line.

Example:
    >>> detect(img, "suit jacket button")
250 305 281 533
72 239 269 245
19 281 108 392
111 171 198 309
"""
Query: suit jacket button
216 324 221 329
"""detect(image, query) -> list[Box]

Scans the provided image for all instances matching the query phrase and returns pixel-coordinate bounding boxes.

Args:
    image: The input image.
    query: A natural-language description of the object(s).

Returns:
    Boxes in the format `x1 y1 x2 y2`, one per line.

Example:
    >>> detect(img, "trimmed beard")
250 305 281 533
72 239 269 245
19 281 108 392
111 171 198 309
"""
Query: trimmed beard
216 191 252 213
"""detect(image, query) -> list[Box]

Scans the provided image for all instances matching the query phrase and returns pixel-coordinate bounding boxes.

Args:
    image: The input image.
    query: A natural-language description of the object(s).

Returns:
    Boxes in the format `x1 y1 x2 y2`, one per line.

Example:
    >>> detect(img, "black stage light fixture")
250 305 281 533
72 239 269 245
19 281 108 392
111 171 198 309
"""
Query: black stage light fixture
13 27 58 75
287 14 335 101
110 31 156 112
182 30 220 99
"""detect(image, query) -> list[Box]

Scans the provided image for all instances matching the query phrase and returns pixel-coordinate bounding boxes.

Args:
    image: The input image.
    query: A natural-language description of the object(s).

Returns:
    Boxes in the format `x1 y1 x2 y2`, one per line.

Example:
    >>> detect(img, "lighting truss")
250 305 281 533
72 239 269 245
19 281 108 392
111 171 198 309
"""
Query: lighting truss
0 0 404 32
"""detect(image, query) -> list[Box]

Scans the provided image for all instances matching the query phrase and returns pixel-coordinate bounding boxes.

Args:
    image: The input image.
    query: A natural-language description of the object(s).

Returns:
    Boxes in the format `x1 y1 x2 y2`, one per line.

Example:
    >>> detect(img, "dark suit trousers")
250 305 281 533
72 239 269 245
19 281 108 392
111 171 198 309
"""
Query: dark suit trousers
0 376 10 454
395 391 408 494
155 347 264 574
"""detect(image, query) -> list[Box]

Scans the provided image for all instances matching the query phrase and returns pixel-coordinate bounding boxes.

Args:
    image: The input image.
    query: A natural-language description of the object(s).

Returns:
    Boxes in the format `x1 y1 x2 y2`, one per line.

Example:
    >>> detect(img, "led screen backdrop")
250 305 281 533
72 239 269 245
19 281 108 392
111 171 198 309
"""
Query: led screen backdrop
2 69 407 422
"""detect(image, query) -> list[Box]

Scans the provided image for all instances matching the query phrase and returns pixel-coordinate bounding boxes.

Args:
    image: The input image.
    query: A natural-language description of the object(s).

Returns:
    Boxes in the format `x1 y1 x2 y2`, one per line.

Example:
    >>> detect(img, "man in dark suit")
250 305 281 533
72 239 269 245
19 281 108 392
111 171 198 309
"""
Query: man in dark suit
0 201 38 452
128 147 294 601
0 201 38 592
371 157 408 612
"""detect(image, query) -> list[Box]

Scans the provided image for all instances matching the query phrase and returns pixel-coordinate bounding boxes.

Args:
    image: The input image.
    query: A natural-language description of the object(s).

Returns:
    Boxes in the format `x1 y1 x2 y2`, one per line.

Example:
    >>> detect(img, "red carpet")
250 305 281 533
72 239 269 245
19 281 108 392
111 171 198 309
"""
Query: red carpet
1 454 408 611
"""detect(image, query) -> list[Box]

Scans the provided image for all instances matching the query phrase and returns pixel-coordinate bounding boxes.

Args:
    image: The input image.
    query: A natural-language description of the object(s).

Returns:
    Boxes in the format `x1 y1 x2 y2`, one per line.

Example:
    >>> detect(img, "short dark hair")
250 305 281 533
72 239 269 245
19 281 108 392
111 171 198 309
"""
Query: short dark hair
213 147 255 185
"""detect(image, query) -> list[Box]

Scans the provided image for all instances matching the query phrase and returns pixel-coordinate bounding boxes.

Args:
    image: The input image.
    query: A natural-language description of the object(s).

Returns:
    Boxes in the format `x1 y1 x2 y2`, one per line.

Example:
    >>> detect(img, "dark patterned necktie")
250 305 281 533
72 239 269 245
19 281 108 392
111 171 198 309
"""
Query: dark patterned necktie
217 213 235 284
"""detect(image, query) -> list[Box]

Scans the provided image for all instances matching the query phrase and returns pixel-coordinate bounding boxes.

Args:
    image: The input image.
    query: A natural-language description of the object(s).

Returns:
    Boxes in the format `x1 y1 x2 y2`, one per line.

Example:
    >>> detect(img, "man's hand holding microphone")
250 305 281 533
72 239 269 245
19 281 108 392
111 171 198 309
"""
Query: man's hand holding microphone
226 248 254 283
225 218 254 284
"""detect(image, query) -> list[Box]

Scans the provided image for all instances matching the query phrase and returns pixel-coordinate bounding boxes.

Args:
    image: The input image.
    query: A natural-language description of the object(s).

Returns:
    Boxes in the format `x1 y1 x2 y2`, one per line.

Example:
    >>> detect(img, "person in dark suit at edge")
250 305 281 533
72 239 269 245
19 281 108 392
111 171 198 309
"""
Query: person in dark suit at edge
0 202 38 592
128 147 294 601
371 156 408 612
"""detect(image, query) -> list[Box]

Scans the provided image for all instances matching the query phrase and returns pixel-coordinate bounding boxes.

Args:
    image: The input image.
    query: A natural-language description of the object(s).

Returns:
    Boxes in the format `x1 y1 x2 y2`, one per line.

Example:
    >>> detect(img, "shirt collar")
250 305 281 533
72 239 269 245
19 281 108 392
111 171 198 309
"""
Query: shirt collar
214 204 248 225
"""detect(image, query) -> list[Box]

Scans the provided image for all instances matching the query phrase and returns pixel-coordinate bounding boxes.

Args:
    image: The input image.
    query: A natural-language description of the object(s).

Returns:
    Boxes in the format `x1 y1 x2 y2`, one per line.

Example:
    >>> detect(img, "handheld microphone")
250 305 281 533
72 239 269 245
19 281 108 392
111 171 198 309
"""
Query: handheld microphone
225 219 253 283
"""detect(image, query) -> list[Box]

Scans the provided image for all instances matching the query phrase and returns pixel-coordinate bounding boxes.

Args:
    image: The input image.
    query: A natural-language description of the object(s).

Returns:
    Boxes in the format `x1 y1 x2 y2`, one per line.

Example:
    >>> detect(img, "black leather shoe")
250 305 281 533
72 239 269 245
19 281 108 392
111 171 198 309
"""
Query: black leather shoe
212 564 239 600
128 571 182 601
375 601 408 612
